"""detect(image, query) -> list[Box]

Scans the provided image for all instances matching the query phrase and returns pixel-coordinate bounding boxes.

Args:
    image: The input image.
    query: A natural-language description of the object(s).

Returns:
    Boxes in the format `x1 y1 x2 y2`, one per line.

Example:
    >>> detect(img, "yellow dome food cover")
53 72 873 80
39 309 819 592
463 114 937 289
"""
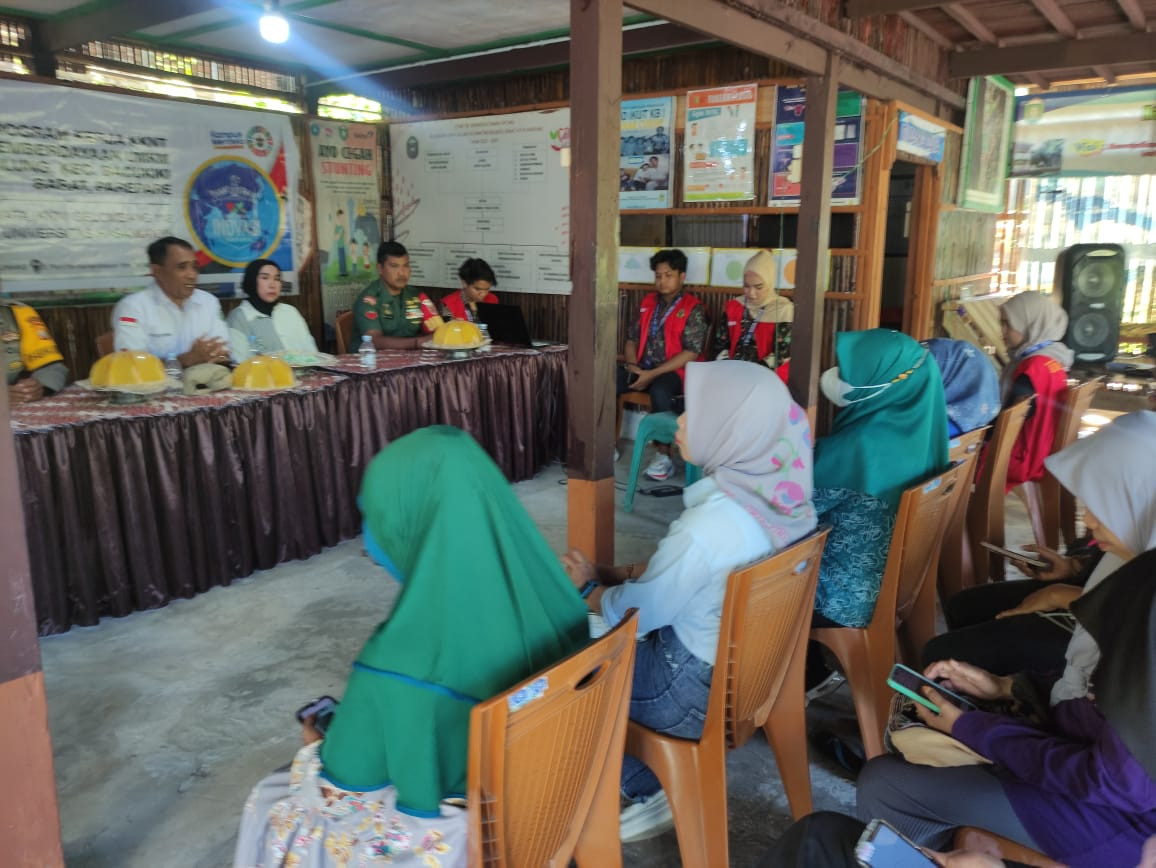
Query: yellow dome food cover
232 355 296 390
430 320 484 348
89 351 166 388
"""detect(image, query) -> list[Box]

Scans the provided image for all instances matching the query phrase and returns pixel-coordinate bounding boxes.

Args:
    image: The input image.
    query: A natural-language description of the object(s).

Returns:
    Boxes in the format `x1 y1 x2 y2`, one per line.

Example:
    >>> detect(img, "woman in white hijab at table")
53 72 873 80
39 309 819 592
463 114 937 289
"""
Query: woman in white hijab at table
562 360 817 843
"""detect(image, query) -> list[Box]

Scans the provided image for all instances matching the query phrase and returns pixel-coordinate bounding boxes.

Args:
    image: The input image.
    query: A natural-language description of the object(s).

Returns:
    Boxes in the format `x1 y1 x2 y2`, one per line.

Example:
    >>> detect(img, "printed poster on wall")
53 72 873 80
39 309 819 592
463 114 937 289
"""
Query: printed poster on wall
309 120 381 322
0 79 298 295
390 109 571 293
620 97 673 209
683 84 757 202
1010 85 1156 178
770 86 863 206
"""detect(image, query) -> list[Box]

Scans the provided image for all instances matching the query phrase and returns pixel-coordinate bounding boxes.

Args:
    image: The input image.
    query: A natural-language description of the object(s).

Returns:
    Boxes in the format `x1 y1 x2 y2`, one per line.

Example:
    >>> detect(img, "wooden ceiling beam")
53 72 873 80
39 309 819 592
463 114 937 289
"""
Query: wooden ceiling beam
951 31 1156 77
40 0 219 52
1092 65 1116 83
1115 0 1147 30
1026 72 1050 89
1028 0 1077 37
317 22 712 93
631 0 964 109
943 3 998 44
899 11 953 48
845 0 941 17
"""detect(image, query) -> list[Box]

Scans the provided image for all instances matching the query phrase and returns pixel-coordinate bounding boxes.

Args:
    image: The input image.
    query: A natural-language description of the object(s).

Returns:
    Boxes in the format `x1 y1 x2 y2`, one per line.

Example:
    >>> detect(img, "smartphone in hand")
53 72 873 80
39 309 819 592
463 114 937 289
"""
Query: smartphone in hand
980 541 1049 570
887 663 977 715
855 818 936 867
296 695 338 735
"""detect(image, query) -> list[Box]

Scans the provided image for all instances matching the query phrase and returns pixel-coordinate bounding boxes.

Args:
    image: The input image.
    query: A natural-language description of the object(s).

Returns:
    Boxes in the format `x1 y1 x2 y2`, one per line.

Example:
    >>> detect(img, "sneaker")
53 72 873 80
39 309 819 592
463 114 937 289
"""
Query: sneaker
644 453 674 481
804 670 845 706
620 790 674 843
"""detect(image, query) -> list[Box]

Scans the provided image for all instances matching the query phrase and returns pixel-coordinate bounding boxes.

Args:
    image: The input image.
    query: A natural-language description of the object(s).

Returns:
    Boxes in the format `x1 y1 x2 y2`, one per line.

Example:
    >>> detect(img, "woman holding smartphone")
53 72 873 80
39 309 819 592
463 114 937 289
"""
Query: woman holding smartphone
233 427 588 868
856 412 1156 867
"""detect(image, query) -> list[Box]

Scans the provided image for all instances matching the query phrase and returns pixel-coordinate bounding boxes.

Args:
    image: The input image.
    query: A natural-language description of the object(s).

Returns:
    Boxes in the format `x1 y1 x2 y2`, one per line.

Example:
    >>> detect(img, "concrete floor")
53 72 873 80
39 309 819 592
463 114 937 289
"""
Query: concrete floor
40 448 1038 868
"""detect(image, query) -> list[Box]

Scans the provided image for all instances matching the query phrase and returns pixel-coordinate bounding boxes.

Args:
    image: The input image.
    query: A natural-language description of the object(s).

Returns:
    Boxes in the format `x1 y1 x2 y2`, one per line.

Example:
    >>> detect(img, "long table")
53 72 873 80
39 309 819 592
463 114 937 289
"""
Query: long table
12 345 567 635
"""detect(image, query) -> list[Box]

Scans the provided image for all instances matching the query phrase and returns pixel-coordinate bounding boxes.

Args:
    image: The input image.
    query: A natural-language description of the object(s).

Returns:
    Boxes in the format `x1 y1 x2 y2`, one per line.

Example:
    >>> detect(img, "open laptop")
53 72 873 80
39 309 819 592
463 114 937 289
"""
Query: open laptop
477 303 552 347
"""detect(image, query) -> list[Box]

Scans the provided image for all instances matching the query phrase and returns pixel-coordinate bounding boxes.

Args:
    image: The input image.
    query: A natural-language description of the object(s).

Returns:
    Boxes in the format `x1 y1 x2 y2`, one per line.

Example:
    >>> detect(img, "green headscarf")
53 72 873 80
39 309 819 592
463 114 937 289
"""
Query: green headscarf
814 329 949 510
320 426 588 815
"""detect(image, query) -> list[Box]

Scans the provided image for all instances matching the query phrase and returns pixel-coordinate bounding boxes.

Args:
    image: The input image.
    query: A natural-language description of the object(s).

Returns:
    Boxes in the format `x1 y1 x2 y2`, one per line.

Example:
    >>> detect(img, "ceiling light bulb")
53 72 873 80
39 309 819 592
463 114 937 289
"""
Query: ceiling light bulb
259 3 290 44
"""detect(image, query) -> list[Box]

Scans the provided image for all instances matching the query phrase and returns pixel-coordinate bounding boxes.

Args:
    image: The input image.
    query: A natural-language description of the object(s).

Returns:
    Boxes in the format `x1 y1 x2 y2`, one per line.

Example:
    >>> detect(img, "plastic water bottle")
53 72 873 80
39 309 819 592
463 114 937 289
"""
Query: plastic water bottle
248 333 263 357
164 354 181 380
359 335 377 369
477 322 491 352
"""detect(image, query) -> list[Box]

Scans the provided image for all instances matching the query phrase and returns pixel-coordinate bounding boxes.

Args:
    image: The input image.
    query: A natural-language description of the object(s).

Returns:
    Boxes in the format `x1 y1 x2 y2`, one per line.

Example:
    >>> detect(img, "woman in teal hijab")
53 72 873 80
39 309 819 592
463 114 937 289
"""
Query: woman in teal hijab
234 426 588 867
811 329 949 628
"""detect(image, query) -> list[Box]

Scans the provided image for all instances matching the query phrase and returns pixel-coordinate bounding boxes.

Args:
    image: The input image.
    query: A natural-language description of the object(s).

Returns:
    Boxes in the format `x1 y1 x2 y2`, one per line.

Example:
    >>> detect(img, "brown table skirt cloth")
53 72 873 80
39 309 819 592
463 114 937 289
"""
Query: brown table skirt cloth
15 347 567 635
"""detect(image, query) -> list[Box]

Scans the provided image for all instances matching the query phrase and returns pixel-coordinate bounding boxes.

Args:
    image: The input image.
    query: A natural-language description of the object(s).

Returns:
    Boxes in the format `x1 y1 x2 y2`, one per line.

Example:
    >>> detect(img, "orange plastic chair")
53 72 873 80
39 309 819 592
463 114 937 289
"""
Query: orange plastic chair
624 529 830 868
466 610 639 868
937 426 990 603
811 462 968 760
95 331 114 357
1038 377 1102 549
964 399 1031 585
335 310 354 355
954 827 1065 867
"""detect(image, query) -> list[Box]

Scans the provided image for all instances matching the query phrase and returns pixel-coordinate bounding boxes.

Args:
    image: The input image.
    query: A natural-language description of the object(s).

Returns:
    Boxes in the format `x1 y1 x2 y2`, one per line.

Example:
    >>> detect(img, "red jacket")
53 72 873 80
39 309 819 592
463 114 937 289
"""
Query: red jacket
441 290 498 322
722 298 790 384
636 292 704 383
1005 354 1069 490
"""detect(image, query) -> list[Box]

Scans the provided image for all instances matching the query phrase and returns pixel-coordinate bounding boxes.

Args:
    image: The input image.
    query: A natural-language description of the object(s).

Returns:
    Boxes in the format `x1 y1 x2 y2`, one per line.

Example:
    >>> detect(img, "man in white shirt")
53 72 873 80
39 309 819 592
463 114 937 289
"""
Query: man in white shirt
112 236 231 367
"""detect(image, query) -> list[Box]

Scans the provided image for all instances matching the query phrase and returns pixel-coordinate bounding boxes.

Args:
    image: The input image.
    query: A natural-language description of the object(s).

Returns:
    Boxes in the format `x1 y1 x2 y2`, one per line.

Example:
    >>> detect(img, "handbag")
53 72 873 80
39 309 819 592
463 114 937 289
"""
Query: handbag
884 693 990 767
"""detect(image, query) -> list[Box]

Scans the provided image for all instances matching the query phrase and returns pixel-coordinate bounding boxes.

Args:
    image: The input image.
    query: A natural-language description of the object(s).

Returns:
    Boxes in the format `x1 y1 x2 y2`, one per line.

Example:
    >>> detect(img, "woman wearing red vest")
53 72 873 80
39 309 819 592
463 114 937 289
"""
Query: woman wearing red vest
712 249 792 384
440 258 500 322
1000 291 1073 496
618 249 709 481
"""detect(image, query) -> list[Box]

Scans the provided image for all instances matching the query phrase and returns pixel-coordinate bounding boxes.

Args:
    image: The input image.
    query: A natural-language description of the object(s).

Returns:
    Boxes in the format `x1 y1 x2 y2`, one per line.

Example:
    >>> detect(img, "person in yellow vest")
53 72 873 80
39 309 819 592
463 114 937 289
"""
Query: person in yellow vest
2 301 68 404
617 249 708 481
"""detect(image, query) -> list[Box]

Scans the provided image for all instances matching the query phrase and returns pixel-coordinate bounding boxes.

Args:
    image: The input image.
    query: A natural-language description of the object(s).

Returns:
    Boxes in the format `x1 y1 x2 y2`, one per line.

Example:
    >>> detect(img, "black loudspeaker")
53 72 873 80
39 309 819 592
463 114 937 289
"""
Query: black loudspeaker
1055 243 1126 364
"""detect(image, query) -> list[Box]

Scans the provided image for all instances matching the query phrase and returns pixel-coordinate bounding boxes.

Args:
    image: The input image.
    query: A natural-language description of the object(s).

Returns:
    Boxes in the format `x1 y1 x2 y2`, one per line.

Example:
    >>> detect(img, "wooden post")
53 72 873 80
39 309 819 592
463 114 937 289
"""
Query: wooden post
856 100 899 331
566 0 622 566
0 388 64 865
903 162 944 340
788 55 840 422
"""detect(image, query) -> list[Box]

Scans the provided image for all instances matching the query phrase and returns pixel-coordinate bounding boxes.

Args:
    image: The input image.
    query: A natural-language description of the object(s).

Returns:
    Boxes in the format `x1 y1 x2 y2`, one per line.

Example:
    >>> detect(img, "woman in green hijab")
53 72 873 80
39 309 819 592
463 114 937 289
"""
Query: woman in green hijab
811 329 949 628
234 426 588 868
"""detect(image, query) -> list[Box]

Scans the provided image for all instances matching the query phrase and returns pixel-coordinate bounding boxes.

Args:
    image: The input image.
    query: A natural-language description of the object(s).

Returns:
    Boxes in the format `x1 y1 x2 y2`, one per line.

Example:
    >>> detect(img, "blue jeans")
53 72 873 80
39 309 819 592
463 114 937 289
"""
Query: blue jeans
621 626 714 801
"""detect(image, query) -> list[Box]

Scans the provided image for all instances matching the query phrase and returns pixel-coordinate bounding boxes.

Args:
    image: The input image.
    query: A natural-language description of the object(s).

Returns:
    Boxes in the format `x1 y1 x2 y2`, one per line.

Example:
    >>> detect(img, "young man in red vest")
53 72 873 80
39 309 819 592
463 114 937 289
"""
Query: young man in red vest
618 248 708 480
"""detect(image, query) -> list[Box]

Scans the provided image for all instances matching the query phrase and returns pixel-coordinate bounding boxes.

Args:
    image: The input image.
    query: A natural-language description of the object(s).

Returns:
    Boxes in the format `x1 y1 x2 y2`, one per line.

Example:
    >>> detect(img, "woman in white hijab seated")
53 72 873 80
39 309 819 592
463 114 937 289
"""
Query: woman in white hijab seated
563 360 817 843
923 410 1156 692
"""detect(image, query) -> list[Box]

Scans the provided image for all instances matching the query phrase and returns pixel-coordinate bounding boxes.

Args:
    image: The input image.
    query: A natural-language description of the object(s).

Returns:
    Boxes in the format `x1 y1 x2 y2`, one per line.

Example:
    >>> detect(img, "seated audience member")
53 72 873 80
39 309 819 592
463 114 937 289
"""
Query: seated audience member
811 329 949 630
712 249 792 383
756 810 1036 867
857 544 1156 867
999 291 1073 492
113 236 231 367
617 248 708 481
233 426 588 868
352 241 444 350
440 258 499 322
923 411 1156 689
565 361 817 842
226 259 317 360
2 300 68 403
924 337 1001 437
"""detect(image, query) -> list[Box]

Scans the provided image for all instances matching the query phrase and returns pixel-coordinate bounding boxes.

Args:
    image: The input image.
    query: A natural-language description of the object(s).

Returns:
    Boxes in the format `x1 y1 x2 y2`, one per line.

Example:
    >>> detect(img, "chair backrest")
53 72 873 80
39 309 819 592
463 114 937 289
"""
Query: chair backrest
467 610 638 868
875 461 969 631
704 529 829 750
95 331 114 357
335 310 353 355
966 398 1031 581
948 425 988 464
1052 377 1102 453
